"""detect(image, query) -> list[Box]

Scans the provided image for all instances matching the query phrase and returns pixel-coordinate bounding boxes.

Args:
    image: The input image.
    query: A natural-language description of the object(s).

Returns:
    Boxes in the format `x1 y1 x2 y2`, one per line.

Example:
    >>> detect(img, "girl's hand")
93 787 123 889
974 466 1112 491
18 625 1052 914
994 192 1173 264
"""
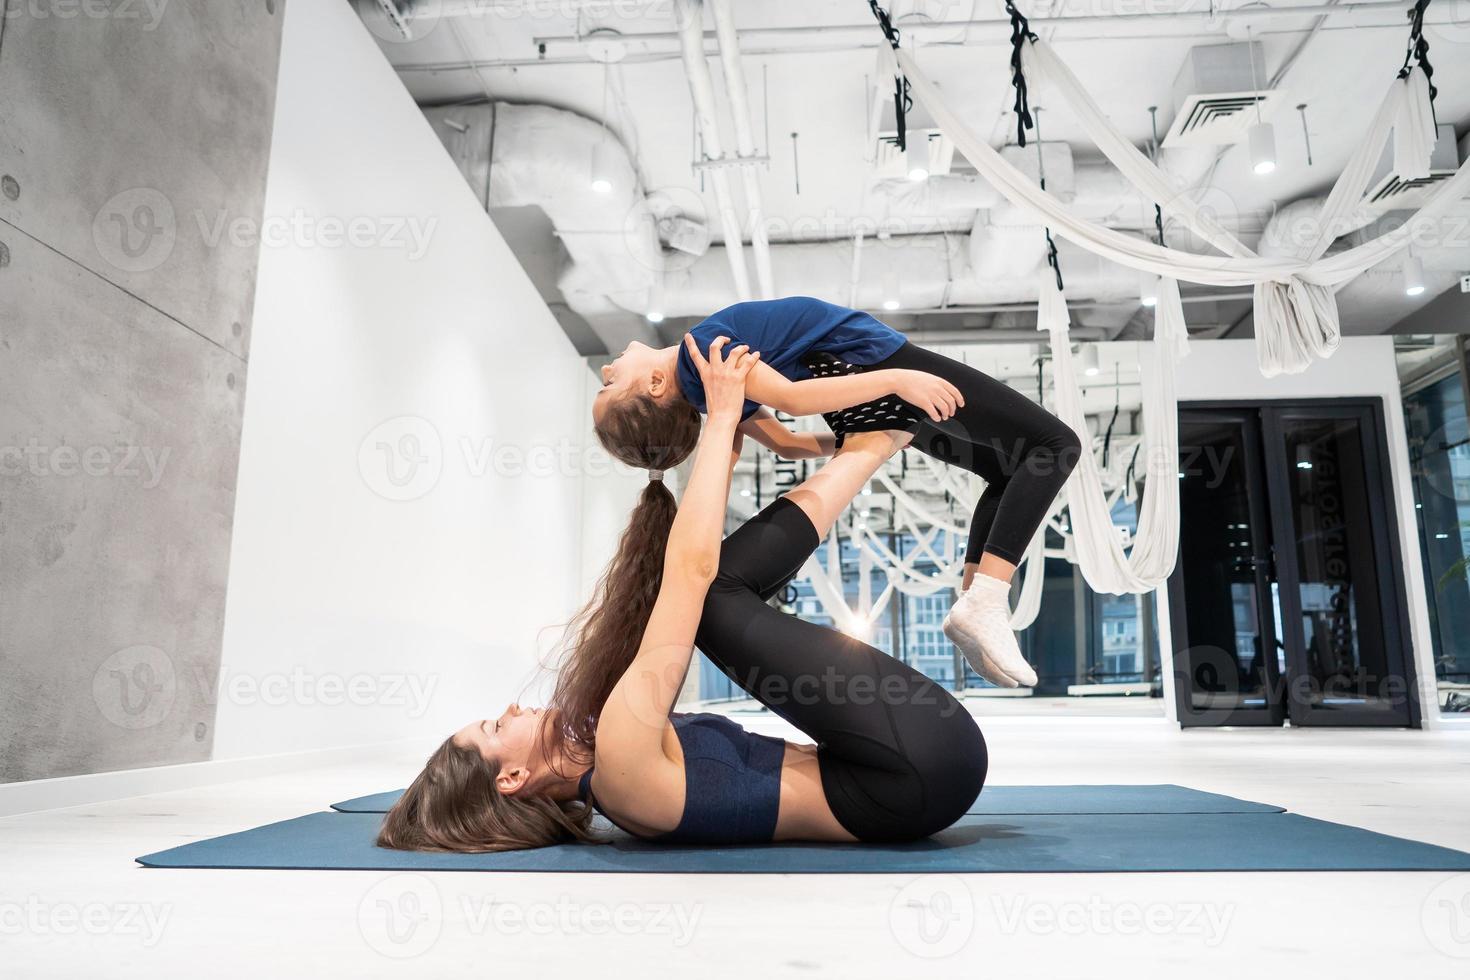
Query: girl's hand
684 334 760 423
891 369 964 423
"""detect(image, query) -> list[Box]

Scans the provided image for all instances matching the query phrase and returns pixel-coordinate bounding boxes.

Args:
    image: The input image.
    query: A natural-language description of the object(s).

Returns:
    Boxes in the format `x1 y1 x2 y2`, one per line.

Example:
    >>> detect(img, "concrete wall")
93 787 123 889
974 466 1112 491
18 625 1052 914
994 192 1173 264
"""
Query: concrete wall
210 0 625 759
0 2 285 780
1156 337 1439 727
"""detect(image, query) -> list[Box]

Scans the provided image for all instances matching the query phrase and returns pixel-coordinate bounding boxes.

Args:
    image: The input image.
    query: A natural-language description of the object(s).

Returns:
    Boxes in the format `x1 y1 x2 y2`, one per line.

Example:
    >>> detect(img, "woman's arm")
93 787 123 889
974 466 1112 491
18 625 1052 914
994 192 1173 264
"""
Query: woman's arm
738 408 836 460
743 359 964 423
596 336 757 770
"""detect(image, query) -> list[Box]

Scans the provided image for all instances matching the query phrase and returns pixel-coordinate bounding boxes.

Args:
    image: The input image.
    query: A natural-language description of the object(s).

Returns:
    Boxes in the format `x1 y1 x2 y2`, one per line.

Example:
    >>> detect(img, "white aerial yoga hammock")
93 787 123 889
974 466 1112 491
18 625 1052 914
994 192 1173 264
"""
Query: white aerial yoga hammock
890 41 1461 377
796 463 1055 633
1042 272 1188 595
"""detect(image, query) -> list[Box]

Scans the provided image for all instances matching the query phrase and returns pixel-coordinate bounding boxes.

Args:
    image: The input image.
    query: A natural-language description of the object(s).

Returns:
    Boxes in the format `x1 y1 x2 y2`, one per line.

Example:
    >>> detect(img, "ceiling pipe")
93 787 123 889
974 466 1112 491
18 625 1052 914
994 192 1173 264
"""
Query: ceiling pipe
527 2 1441 55
709 0 775 299
672 0 752 303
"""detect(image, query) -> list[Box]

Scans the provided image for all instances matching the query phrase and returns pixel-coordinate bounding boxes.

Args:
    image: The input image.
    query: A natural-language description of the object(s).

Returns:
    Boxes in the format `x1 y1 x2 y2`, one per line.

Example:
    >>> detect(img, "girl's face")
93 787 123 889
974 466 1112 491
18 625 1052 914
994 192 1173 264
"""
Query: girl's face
452 704 545 794
592 341 674 424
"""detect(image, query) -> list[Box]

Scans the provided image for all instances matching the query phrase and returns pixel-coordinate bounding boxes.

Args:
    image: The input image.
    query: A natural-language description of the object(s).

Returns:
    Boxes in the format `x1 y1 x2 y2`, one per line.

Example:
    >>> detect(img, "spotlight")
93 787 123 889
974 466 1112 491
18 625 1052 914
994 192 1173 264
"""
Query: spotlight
1080 345 1100 377
646 310 665 324
1140 273 1159 308
1248 122 1276 176
1403 254 1426 297
905 141 929 182
590 142 614 193
880 271 902 312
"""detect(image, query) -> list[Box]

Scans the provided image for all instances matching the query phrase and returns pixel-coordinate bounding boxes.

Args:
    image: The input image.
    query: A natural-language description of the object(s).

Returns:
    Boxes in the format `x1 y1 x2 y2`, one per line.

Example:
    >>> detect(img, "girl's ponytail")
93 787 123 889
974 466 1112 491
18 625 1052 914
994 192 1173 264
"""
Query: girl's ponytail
549 476 680 749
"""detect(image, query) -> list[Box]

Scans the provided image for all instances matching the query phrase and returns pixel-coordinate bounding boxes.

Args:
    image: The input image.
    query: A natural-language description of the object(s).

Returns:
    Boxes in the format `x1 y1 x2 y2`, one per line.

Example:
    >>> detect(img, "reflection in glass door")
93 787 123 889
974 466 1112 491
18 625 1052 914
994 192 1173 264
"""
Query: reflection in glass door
1169 410 1284 726
1169 400 1418 728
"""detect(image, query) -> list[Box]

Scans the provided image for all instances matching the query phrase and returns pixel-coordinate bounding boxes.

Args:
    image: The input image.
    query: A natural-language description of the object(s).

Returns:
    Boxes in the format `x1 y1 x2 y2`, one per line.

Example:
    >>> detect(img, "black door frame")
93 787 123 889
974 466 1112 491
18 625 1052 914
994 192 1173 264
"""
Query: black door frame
1167 397 1421 728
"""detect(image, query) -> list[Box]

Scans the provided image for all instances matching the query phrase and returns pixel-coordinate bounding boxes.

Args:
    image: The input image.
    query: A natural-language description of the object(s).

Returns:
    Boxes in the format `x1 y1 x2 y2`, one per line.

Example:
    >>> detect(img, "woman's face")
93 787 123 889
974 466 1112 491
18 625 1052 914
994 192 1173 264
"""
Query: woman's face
453 704 545 792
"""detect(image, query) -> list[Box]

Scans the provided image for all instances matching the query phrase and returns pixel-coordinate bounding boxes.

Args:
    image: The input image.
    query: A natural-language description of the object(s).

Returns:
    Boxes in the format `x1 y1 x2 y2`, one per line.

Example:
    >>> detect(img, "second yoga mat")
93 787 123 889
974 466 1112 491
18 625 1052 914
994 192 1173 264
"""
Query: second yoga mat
328 783 1285 816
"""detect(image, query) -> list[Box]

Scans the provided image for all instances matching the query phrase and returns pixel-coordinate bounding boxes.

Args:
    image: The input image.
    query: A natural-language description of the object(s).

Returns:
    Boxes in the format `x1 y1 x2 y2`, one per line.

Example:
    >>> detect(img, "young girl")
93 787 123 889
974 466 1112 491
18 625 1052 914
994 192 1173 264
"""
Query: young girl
378 338 986 851
593 296 1081 689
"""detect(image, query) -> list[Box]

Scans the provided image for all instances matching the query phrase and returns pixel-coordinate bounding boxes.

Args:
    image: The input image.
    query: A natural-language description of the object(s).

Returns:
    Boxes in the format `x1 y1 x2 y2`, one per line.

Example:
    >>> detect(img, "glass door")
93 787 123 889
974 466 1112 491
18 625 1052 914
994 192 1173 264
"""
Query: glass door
1262 405 1417 726
1168 400 1418 728
1169 409 1286 726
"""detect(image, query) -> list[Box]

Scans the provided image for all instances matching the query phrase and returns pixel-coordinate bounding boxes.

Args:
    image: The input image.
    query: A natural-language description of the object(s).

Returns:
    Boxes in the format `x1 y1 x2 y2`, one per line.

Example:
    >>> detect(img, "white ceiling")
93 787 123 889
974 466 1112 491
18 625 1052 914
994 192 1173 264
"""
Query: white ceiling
358 0 1470 338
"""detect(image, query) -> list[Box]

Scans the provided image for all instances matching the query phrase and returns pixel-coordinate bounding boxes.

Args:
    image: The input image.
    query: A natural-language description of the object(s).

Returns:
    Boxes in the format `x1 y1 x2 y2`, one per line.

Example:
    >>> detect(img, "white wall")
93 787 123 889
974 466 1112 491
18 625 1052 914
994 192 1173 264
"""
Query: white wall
212 0 610 759
1156 337 1440 728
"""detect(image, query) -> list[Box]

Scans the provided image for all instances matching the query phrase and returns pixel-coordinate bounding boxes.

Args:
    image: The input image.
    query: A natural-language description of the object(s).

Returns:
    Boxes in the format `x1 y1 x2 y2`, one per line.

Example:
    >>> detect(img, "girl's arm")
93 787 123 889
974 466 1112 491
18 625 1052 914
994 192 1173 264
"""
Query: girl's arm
738 408 836 460
743 359 963 423
596 336 757 774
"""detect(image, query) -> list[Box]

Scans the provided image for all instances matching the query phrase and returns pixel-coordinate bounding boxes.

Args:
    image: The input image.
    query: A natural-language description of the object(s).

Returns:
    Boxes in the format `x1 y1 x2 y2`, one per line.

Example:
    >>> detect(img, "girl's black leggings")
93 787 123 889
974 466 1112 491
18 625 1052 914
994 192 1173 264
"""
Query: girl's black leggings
873 342 1082 565
694 497 988 842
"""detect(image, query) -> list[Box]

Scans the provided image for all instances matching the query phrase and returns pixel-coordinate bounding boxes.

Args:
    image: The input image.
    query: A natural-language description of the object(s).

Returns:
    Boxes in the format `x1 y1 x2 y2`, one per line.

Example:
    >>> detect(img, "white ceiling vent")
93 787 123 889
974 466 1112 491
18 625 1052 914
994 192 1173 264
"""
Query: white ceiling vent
1362 124 1461 214
1162 42 1285 148
874 128 955 181
868 52 955 181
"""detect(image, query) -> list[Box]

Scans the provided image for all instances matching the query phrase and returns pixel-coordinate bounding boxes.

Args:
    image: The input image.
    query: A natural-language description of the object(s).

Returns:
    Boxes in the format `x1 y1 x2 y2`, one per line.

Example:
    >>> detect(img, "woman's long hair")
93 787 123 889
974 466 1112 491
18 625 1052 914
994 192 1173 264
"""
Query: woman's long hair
376 728 598 853
379 401 700 852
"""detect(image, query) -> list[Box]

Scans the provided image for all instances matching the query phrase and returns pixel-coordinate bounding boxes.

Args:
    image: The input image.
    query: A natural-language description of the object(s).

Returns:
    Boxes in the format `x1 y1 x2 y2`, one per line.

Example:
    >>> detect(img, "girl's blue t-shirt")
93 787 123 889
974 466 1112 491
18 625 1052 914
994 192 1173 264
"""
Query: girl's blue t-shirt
675 297 906 420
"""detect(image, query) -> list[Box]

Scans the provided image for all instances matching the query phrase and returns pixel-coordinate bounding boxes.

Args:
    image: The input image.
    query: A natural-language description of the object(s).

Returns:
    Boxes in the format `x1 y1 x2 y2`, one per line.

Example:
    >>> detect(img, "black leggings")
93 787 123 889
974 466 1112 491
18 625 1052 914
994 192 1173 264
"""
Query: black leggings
873 342 1082 565
694 497 988 842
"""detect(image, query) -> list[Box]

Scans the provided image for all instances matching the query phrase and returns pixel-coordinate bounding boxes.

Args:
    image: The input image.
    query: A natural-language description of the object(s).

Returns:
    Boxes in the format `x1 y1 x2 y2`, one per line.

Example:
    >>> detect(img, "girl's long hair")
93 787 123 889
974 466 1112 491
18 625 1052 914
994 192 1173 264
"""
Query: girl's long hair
549 477 680 747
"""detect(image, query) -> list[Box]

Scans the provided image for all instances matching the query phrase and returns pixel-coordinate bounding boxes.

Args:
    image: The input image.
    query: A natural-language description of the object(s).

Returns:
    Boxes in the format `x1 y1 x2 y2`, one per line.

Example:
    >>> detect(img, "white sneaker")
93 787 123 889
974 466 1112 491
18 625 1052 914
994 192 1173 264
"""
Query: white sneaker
942 575 1038 688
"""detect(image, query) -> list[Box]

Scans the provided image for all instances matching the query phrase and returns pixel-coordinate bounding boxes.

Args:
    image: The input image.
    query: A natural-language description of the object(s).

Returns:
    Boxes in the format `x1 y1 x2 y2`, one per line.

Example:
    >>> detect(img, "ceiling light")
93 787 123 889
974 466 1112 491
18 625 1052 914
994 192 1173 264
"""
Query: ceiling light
1403 254 1427 297
1140 273 1159 308
645 311 664 323
905 141 929 182
1248 121 1276 176
880 271 902 312
1080 345 1100 377
590 141 614 194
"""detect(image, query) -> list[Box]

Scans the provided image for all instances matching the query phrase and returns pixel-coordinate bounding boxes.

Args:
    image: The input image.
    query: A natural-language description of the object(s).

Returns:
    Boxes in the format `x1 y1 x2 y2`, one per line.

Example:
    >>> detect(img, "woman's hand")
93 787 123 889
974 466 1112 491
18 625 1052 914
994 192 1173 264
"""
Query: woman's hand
684 334 760 423
891 369 964 423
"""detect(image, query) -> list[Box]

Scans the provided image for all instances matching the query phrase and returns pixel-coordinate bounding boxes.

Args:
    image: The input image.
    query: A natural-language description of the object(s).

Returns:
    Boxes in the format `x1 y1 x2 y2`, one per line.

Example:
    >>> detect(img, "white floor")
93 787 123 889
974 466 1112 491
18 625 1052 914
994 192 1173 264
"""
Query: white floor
4 710 1470 978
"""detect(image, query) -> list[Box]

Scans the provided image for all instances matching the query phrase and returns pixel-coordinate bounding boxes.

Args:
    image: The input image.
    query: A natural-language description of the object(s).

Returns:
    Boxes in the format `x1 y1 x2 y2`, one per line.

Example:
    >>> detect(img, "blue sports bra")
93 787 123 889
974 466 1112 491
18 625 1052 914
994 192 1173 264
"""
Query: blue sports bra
579 712 786 844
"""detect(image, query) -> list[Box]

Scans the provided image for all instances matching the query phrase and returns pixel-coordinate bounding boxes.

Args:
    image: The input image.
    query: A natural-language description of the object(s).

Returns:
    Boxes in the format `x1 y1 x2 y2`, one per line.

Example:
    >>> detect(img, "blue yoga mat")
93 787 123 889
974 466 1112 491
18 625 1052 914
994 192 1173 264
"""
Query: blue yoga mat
137 810 1470 874
329 783 1285 816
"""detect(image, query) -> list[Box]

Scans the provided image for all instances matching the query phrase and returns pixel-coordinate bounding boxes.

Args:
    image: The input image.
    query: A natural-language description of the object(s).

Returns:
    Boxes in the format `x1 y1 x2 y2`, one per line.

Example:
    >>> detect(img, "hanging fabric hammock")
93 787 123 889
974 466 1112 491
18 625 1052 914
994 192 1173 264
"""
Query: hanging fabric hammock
1042 271 1189 594
889 43 1459 376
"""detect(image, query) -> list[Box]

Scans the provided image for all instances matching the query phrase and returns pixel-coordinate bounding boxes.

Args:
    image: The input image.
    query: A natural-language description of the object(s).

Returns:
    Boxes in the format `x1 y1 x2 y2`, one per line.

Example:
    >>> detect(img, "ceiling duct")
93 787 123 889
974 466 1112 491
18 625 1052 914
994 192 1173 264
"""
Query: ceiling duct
1362 124 1462 214
1162 42 1286 148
